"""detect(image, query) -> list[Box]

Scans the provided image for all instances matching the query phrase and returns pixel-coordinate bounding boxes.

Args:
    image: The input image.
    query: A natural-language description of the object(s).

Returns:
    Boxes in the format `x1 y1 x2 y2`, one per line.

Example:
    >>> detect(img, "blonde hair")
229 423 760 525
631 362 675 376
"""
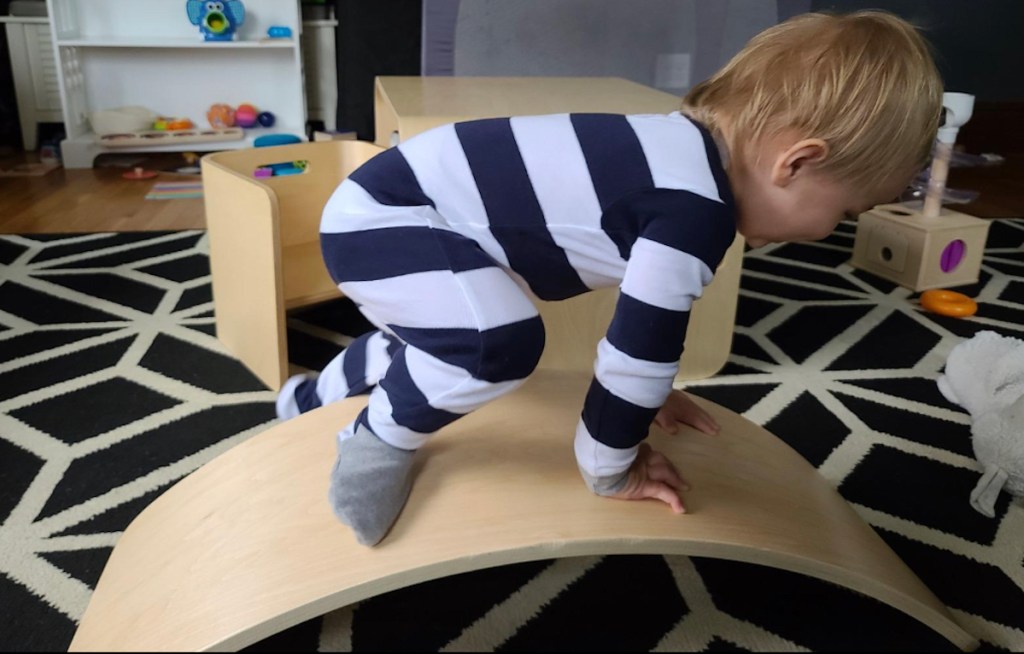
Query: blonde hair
682 10 943 190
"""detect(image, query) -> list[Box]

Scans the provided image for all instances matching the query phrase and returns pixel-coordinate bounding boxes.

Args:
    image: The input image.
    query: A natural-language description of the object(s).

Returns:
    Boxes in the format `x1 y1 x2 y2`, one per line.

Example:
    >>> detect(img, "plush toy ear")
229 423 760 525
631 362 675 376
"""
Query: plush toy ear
971 465 1008 517
936 374 960 407
186 0 204 25
225 1 246 26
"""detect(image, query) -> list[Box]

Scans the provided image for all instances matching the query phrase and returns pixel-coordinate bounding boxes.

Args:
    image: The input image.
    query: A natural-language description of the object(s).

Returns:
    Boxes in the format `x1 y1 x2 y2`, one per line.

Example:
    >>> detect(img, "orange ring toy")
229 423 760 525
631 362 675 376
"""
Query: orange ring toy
920 289 978 318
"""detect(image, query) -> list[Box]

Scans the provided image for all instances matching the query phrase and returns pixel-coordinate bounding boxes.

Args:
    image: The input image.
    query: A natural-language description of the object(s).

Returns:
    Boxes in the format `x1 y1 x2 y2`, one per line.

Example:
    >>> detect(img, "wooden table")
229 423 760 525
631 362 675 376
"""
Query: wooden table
374 76 745 380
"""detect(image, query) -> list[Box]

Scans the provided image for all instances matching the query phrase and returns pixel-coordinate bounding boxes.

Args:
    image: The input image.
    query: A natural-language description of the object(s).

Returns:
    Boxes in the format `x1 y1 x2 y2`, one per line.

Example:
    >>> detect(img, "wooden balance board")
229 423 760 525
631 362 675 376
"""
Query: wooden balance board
69 370 977 651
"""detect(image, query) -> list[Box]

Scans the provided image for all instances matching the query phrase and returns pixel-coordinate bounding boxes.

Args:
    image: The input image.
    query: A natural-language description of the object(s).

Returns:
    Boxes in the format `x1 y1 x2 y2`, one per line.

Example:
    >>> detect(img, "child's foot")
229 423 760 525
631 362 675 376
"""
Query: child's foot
328 423 416 546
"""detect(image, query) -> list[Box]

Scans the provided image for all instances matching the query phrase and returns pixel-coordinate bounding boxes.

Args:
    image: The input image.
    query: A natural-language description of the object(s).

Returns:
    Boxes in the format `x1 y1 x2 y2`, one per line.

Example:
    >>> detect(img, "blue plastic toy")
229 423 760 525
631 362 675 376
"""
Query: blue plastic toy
271 164 305 176
253 133 302 148
267 26 293 39
186 1 245 42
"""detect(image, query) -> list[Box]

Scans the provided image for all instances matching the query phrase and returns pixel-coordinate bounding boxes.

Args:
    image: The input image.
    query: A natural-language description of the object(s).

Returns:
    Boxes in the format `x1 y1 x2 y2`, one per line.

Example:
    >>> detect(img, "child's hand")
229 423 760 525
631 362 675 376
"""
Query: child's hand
653 389 720 436
609 443 690 513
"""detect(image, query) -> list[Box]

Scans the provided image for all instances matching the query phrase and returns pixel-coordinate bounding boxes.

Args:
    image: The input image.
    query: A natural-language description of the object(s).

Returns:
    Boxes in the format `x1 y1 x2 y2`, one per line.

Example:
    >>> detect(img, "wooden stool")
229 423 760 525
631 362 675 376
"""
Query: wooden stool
69 370 976 652
201 140 386 390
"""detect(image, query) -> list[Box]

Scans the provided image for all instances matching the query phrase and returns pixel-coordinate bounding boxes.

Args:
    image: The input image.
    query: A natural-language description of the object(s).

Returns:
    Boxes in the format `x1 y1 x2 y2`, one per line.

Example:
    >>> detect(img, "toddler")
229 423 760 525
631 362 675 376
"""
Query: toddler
277 10 942 546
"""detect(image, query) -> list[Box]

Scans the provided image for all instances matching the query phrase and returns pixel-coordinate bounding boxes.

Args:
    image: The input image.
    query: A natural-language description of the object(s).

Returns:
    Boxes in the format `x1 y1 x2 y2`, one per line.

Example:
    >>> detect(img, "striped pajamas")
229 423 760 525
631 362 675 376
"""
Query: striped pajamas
289 111 736 479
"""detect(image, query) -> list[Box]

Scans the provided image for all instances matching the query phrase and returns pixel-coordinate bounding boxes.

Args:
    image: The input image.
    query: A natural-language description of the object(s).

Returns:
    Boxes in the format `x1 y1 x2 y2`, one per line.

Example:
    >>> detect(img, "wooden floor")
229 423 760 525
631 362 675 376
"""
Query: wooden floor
0 150 206 234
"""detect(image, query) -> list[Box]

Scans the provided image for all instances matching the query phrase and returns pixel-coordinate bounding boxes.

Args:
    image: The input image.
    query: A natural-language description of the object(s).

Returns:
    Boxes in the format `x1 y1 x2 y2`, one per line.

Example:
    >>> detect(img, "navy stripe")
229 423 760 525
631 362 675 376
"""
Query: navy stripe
638 191 735 271
355 407 375 435
389 316 545 383
476 317 545 381
599 194 643 261
455 118 589 301
342 331 372 397
689 118 737 210
582 379 659 449
321 227 498 282
380 348 463 433
571 113 653 211
347 147 434 208
384 333 403 358
602 189 735 270
607 292 690 364
295 377 322 413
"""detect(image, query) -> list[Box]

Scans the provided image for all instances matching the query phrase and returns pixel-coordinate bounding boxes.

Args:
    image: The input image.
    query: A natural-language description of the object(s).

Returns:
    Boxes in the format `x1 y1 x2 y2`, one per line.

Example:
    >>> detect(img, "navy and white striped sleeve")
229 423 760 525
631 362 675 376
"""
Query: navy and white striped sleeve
574 189 736 478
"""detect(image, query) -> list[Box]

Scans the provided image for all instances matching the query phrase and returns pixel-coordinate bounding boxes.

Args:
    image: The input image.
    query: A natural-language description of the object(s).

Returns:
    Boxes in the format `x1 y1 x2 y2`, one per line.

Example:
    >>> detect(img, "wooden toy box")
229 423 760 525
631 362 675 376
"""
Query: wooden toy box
851 203 990 291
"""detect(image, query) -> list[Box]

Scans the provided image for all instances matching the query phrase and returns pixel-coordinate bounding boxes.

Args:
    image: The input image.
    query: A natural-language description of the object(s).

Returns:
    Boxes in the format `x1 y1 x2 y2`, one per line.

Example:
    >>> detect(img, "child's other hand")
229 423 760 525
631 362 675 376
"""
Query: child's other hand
653 389 720 436
609 443 689 514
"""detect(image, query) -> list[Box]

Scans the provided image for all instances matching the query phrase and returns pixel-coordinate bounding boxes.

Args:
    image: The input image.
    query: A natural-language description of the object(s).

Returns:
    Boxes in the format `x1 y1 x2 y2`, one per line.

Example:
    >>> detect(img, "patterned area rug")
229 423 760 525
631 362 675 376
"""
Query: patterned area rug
1 222 1022 652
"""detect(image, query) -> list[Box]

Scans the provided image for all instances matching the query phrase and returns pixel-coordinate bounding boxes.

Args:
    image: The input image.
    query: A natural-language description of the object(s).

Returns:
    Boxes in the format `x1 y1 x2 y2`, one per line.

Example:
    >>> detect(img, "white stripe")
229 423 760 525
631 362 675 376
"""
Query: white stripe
320 179 454 234
594 338 678 409
315 331 395 404
341 271 478 330
364 332 395 386
340 267 536 332
398 123 512 268
510 114 621 288
317 354 352 404
621 237 712 311
404 346 525 414
455 266 540 328
363 383 430 450
627 112 721 202
573 420 638 477
547 226 627 288
360 351 525 450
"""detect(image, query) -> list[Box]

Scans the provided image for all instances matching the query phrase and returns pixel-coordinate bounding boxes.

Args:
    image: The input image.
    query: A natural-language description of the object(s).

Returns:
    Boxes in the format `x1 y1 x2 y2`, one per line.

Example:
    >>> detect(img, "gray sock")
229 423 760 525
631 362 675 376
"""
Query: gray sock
578 467 629 496
328 423 416 546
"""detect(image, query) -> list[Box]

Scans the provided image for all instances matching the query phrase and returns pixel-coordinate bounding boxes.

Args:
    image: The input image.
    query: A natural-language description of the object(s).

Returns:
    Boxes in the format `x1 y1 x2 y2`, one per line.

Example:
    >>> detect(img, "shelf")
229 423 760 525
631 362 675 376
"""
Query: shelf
63 125 308 157
55 36 298 49
50 0 309 168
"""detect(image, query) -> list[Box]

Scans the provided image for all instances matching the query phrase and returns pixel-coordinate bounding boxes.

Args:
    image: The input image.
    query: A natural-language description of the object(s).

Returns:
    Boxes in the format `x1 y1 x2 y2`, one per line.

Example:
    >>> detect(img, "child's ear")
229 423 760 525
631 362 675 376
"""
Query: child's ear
771 138 829 187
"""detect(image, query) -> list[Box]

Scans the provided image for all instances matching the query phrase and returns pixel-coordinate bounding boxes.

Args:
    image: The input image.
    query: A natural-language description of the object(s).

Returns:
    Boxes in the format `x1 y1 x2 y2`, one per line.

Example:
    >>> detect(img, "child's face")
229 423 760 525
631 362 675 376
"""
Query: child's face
731 135 912 248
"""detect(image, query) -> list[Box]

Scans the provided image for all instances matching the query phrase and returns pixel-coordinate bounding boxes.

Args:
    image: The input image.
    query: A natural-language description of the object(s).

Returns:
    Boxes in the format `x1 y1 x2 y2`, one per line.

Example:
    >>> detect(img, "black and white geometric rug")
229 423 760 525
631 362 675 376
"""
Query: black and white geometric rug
1 222 1022 652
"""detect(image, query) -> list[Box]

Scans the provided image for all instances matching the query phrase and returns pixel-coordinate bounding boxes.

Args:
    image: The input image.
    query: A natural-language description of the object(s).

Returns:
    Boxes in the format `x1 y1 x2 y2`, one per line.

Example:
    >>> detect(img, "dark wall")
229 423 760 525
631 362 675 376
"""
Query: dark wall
811 0 1024 102
332 0 421 142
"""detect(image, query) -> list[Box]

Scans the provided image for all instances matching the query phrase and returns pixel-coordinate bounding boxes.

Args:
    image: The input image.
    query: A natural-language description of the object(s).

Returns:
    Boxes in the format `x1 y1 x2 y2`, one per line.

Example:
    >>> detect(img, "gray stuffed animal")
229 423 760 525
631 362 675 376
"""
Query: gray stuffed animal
937 330 1024 517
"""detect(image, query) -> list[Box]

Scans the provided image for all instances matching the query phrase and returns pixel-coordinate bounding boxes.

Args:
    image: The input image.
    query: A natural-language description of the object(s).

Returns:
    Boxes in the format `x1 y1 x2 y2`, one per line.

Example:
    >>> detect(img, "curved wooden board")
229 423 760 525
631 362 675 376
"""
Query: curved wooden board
69 371 977 652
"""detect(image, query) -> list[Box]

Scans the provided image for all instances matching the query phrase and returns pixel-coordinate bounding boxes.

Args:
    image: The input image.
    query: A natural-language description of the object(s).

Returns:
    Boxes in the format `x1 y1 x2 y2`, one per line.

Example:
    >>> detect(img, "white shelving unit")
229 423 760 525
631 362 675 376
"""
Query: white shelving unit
46 0 308 168
1 13 62 151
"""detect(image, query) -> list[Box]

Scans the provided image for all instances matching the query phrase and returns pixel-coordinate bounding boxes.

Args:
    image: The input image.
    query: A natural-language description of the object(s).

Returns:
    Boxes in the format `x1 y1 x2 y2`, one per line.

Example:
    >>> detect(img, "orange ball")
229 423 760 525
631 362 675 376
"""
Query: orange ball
207 104 235 128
